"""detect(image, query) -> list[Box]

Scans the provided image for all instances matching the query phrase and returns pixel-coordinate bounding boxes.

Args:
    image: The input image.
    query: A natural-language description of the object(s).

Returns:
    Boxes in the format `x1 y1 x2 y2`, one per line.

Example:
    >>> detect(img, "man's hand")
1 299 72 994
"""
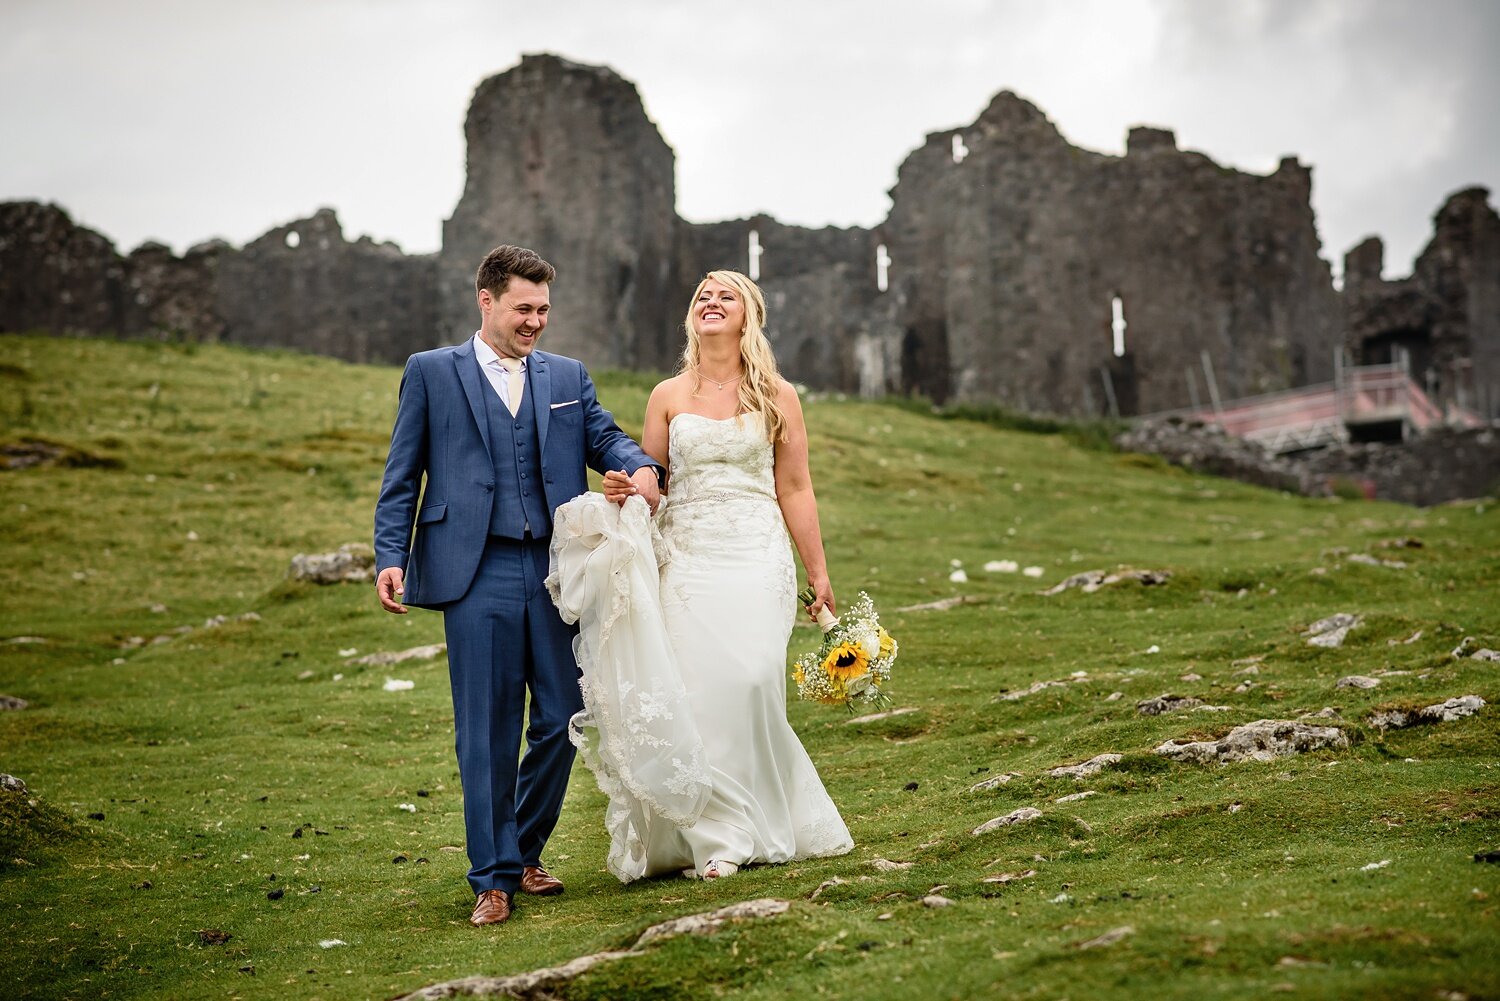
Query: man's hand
602 468 661 513
377 567 408 614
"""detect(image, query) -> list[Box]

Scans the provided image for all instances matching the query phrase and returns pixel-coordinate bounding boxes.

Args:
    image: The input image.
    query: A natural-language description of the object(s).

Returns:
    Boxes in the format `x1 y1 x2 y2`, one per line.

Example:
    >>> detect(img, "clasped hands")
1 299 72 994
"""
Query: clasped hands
601 467 661 513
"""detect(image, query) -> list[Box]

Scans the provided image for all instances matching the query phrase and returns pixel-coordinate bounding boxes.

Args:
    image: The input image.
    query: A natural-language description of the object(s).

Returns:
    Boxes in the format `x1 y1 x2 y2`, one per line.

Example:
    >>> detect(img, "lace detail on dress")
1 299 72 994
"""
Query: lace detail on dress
548 493 713 882
658 413 797 623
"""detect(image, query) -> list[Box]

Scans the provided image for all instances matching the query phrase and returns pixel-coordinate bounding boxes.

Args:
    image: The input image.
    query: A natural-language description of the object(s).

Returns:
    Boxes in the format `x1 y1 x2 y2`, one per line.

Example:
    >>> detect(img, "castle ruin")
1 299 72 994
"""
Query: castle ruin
3 54 1496 421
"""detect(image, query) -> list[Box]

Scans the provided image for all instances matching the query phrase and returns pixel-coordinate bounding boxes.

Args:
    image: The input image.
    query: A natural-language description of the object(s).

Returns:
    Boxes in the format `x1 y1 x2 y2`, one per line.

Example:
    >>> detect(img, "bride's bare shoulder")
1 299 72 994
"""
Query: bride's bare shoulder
650 372 694 402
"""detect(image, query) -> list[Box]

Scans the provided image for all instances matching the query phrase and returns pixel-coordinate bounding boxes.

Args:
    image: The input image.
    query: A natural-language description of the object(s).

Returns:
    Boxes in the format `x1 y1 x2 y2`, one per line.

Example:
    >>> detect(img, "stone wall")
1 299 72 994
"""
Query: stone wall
1344 188 1500 416
0 203 439 365
879 93 1341 411
674 217 885 390
215 209 440 364
0 202 142 336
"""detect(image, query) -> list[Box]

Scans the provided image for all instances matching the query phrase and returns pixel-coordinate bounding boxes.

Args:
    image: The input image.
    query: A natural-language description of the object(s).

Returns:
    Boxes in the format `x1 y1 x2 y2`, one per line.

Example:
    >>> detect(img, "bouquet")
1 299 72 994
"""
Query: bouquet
792 586 898 710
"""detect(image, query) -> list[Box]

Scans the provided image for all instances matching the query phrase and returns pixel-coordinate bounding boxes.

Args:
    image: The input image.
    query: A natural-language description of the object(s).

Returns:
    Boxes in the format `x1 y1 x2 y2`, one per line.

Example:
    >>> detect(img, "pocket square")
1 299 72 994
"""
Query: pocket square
550 400 581 409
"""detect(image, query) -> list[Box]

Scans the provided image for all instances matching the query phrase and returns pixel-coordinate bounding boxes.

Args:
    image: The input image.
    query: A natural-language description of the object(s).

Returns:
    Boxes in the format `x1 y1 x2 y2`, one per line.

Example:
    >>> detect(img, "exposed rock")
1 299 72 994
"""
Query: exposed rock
921 894 956 908
1345 553 1406 568
1048 754 1122 779
0 694 28 711
288 543 376 584
892 595 981 612
1154 719 1349 764
845 707 920 725
1055 791 1098 804
1116 418 1305 494
1118 419 1500 508
981 868 1036 884
399 901 797 998
1336 675 1380 689
999 680 1068 701
1 437 121 471
1075 925 1134 950
1471 649 1500 662
1137 694 1204 715
1368 695 1486 730
1306 613 1362 648
3 636 46 645
635 898 790 945
973 808 1043 835
349 643 447 667
808 877 847 899
397 951 638 1000
1042 569 1172 596
201 612 260 630
869 858 914 872
0 773 26 793
968 772 1023 793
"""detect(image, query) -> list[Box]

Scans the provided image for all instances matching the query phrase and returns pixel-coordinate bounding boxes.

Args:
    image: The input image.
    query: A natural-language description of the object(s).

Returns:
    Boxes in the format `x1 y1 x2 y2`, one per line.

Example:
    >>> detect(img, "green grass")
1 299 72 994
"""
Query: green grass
2 333 1498 1000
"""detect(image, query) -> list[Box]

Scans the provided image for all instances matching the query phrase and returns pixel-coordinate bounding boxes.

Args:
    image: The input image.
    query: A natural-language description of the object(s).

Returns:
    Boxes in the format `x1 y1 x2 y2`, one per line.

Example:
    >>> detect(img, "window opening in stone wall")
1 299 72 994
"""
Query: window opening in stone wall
1111 294 1126 357
285 231 300 249
876 244 891 292
952 135 969 163
748 229 762 281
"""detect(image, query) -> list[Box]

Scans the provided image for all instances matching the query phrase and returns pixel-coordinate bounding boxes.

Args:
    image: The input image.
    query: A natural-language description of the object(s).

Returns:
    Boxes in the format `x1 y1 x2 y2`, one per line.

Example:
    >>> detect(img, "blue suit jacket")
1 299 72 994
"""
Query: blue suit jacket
374 339 657 608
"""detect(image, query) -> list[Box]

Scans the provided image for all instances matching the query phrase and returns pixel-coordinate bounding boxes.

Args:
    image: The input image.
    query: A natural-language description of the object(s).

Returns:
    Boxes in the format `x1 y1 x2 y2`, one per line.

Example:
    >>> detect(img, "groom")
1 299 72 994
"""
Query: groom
373 244 661 926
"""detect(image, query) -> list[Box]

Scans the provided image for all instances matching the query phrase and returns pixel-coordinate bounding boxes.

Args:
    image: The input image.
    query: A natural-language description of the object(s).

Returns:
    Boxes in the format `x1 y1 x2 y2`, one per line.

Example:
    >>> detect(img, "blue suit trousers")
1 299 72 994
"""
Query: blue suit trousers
441 535 582 895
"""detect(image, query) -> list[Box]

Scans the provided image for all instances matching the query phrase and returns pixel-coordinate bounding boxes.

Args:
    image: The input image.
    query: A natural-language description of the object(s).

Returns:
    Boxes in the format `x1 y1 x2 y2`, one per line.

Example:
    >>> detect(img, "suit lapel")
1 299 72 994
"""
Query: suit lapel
453 339 493 461
531 352 552 452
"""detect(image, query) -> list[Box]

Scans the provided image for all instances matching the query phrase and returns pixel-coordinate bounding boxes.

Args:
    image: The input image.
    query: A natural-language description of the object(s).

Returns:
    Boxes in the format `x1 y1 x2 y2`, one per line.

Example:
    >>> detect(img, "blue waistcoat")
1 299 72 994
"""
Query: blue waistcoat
481 364 551 539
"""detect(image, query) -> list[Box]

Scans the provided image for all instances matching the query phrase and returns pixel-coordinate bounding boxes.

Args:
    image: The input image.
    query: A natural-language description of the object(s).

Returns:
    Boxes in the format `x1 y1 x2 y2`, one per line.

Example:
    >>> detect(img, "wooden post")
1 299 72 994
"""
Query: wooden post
1200 350 1223 418
1100 366 1120 419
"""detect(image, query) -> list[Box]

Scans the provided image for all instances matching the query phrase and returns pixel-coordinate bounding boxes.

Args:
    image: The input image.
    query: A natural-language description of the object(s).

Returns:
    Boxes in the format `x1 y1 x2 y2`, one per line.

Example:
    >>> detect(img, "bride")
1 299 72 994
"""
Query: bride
552 269 853 882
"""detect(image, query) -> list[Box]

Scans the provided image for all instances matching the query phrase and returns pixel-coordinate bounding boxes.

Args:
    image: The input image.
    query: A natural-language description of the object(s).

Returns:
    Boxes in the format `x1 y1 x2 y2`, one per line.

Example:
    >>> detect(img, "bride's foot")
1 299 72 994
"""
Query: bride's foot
702 860 739 879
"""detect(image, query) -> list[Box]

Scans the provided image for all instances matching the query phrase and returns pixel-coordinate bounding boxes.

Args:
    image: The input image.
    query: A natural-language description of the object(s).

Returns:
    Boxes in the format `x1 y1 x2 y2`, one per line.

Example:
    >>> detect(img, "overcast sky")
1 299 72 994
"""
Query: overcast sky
3 0 1495 279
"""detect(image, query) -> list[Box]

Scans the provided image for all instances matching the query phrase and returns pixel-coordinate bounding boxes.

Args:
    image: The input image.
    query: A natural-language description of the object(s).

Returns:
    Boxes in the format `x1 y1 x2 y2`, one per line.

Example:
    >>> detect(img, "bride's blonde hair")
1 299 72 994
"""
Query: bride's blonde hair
680 270 787 443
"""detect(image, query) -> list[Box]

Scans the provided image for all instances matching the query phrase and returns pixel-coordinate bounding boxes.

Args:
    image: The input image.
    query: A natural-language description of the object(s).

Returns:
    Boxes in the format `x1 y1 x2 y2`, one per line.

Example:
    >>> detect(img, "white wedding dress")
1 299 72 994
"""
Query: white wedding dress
548 411 852 881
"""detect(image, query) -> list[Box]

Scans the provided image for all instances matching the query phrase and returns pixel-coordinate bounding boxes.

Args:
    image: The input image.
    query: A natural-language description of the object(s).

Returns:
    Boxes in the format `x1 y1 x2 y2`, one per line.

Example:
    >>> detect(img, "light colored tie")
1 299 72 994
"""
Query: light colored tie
497 357 524 416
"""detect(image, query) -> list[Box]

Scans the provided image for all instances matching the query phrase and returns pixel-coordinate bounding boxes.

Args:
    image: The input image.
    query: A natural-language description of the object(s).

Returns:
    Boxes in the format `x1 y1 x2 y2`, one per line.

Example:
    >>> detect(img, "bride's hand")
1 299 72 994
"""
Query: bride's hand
805 572 835 621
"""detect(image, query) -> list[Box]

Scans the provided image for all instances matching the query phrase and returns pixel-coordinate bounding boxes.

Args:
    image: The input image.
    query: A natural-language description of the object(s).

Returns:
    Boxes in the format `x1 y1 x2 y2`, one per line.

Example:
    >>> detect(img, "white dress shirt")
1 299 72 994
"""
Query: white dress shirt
472 332 526 413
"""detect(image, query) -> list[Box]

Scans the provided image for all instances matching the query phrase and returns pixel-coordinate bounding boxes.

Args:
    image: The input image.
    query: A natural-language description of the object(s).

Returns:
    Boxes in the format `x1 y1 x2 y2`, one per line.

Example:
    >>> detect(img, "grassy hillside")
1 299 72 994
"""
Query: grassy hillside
1 334 1497 1000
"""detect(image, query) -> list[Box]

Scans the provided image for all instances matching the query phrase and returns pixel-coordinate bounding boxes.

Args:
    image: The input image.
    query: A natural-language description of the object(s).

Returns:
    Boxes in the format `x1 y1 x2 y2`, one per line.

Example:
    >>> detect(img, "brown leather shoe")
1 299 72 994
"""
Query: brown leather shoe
520 865 564 896
470 889 512 926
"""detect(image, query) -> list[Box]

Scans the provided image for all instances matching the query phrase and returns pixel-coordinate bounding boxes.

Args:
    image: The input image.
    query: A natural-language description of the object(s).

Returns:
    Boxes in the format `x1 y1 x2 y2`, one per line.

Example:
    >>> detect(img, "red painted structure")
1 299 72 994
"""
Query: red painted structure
1170 364 1484 454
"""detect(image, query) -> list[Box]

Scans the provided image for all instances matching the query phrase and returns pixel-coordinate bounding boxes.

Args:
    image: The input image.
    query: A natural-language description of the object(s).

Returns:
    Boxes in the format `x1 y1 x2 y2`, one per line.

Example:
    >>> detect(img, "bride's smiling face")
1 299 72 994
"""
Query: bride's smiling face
693 279 745 339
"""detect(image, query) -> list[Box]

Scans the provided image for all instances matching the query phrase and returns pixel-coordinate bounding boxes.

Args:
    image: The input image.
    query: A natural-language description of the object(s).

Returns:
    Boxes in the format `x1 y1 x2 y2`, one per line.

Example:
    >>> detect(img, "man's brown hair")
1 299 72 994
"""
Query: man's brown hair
475 245 556 295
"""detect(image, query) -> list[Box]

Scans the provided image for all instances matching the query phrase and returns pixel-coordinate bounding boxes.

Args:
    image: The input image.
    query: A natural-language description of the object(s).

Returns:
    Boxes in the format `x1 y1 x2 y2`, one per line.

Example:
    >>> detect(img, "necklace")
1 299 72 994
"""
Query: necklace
696 368 743 390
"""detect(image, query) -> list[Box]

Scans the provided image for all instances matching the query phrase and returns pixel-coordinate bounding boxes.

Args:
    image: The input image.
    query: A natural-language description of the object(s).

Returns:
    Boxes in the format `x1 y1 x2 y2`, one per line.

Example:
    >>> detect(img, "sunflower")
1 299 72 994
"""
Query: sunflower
821 641 869 681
